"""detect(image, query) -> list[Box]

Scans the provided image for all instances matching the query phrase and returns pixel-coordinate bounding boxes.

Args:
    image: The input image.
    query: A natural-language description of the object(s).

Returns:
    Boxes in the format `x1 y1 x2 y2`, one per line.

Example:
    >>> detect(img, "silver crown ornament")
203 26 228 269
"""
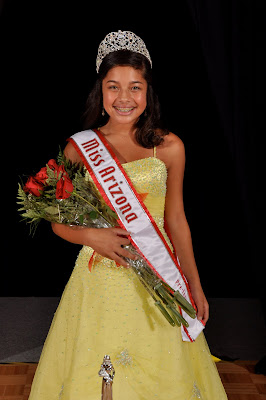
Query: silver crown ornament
96 30 152 73
98 355 115 400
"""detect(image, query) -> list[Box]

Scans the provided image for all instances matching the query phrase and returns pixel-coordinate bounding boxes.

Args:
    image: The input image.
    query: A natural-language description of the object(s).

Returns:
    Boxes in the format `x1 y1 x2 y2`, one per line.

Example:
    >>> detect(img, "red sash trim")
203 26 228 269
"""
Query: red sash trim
93 130 196 307
69 135 170 283
67 129 203 341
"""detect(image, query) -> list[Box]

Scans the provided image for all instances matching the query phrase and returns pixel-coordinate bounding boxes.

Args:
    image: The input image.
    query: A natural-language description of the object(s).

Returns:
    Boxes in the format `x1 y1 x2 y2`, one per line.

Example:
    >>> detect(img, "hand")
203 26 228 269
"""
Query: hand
84 227 137 268
189 283 209 325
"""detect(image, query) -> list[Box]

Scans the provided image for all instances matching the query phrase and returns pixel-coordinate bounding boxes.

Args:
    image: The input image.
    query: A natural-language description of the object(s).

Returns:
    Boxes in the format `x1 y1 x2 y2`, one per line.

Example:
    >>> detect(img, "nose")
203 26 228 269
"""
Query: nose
117 88 131 102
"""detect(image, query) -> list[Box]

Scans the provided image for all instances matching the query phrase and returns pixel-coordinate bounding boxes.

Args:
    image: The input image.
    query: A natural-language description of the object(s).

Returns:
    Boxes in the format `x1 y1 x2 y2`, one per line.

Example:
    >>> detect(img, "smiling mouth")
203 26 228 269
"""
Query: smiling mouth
114 106 135 113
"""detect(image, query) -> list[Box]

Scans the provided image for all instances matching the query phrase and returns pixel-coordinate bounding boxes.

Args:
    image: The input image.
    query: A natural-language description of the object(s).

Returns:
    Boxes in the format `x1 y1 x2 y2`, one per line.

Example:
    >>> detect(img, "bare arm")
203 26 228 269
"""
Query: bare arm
163 134 209 323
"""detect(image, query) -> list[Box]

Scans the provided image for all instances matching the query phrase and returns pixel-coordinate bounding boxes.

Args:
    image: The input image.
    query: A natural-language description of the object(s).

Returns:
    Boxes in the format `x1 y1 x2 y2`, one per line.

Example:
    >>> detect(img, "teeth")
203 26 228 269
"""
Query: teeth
115 107 134 112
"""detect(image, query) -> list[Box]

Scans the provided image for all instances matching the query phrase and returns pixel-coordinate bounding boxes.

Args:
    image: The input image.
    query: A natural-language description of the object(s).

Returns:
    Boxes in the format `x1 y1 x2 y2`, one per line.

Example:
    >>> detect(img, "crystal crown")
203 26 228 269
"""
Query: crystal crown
96 30 152 73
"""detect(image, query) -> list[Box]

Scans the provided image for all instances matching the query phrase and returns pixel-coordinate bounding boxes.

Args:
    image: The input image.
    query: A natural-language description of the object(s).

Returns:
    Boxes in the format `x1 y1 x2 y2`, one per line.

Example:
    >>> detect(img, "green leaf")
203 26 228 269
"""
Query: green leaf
89 210 98 220
44 206 59 215
21 210 39 218
105 207 118 219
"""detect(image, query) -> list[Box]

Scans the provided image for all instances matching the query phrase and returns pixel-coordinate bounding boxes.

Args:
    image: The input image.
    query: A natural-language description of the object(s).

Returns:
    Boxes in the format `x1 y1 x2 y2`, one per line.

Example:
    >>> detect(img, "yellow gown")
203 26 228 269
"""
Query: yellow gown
29 156 228 400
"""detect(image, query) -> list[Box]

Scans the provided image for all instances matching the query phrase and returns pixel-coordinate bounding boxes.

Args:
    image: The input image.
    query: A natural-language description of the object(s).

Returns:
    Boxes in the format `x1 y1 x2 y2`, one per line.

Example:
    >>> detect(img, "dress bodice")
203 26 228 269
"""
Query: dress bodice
122 157 167 232
86 156 172 249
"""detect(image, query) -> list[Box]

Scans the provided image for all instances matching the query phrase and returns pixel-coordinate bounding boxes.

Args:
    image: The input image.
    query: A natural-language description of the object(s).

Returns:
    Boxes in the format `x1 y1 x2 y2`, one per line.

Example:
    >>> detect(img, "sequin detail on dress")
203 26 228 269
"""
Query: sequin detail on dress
115 349 133 366
191 382 203 399
58 384 64 399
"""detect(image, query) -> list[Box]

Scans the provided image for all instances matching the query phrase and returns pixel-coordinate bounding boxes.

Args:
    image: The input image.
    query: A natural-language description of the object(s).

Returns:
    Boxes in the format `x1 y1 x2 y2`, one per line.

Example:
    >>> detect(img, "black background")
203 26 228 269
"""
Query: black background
2 1 265 306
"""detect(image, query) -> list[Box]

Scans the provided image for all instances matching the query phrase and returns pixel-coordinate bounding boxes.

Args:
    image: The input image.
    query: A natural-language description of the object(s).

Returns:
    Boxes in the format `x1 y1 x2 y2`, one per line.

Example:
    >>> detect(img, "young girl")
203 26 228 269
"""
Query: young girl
29 30 227 399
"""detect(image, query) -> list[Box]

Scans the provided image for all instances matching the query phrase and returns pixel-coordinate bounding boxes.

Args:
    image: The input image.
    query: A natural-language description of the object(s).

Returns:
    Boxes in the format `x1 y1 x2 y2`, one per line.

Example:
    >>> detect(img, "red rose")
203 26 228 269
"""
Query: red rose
33 159 59 185
56 176 74 199
35 166 48 184
47 159 59 172
24 176 44 197
57 164 67 178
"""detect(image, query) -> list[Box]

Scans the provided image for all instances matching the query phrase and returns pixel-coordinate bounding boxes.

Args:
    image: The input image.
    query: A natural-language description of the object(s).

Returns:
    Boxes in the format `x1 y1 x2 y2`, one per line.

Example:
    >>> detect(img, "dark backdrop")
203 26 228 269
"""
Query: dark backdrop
2 1 265 306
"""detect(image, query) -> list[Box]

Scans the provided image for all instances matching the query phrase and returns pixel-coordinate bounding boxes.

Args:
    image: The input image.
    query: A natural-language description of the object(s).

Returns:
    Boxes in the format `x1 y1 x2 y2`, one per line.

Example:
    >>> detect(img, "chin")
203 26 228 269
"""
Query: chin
110 114 141 125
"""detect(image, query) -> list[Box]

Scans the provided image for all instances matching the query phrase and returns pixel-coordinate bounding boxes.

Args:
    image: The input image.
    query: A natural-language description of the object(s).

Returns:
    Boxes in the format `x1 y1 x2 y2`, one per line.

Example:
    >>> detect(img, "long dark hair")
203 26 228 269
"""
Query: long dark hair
83 50 169 148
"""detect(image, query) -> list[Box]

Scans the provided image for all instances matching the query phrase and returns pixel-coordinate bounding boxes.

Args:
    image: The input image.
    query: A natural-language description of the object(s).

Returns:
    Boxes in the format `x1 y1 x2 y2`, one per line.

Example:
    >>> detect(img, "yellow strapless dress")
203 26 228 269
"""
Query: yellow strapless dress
29 158 228 400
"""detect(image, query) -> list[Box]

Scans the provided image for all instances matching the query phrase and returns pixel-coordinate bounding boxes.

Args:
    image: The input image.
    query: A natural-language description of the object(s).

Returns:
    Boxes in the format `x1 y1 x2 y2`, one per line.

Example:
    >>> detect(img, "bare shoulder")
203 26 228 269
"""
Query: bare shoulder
158 132 185 169
64 141 83 165
161 132 185 151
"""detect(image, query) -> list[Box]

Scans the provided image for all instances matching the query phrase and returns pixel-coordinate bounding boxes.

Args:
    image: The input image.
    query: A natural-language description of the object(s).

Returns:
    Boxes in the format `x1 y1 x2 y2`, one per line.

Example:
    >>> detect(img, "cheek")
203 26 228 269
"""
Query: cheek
136 92 147 109
102 91 116 109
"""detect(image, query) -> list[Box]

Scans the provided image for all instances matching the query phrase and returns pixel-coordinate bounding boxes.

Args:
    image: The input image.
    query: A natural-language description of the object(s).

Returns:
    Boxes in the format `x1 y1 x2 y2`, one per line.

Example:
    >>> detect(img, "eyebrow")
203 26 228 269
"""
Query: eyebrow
106 80 144 84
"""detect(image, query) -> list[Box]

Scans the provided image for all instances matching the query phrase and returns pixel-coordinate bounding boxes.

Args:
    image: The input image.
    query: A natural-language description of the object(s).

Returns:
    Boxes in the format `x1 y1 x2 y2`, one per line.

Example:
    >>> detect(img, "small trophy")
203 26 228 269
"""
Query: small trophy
98 355 115 400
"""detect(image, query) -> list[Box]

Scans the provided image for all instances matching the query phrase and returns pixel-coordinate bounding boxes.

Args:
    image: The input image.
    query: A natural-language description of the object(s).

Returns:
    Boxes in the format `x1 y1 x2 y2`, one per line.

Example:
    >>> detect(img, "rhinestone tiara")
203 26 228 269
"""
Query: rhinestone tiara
96 30 152 73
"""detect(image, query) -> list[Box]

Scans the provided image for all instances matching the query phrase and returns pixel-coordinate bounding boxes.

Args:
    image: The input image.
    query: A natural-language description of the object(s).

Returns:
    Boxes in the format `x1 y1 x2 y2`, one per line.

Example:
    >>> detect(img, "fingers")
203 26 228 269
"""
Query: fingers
101 227 136 268
118 246 137 261
113 227 131 237
119 238 131 247
113 229 134 257
202 301 209 324
197 300 209 324
111 252 131 269
112 242 138 268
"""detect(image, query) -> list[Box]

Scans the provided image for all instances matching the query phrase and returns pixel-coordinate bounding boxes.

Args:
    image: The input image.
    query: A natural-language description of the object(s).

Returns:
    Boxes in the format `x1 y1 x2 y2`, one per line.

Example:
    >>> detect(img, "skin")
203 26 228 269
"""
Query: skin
52 66 209 324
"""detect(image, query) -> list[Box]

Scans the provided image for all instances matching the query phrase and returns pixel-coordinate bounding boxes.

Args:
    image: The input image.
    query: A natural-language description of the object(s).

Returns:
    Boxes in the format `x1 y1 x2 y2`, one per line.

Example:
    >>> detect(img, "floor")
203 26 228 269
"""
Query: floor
0 361 265 399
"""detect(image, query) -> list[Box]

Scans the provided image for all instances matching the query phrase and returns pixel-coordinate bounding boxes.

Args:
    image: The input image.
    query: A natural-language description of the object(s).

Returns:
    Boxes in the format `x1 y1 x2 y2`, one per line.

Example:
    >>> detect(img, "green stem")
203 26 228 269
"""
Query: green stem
173 290 196 319
166 306 181 327
167 305 189 327
72 191 112 225
132 269 176 327
154 283 174 305
155 302 176 326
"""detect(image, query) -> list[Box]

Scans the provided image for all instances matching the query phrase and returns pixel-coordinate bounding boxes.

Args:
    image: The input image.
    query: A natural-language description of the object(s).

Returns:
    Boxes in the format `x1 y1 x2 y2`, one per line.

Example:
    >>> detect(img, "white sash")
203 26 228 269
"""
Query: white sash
69 129 205 341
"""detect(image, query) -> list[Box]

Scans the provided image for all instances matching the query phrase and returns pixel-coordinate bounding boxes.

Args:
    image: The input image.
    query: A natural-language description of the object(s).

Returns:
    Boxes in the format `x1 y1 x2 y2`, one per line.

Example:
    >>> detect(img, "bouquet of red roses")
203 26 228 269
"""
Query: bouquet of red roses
24 158 74 200
17 151 118 233
17 151 196 328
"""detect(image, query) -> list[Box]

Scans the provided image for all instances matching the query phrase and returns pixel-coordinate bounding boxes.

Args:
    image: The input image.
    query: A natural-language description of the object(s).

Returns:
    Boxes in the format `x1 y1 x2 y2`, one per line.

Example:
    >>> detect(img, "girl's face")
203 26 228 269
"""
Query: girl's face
102 66 147 127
